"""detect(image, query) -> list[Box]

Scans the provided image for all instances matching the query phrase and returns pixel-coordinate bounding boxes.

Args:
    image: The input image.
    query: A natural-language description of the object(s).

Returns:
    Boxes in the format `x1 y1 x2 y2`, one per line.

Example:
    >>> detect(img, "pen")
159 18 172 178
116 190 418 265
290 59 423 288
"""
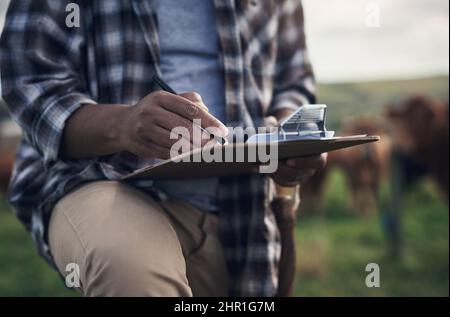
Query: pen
152 74 228 145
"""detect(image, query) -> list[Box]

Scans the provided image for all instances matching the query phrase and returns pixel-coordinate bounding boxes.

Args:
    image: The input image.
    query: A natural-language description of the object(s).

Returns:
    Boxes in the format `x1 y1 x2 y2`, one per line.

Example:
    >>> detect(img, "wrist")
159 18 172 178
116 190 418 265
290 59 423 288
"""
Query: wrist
62 103 132 159
114 104 133 153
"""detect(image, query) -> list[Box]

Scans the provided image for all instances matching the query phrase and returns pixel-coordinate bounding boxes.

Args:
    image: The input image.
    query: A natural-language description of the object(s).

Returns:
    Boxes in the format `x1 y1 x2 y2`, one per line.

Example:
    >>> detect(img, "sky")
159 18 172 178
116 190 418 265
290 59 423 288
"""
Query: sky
0 0 448 83
303 0 449 82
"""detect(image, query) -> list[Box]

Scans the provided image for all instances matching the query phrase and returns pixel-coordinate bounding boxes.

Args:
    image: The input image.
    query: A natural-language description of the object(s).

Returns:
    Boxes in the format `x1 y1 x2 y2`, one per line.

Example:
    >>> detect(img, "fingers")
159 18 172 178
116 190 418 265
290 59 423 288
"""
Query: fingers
285 153 327 171
133 126 195 159
131 138 172 160
271 153 328 186
129 91 228 160
152 107 213 148
263 116 278 127
272 164 310 187
157 91 228 137
140 123 194 151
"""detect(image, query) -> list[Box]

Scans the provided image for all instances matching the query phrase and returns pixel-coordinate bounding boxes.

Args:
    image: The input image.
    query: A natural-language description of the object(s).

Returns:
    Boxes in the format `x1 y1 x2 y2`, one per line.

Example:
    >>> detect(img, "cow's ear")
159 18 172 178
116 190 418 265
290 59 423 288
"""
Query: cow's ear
383 104 395 118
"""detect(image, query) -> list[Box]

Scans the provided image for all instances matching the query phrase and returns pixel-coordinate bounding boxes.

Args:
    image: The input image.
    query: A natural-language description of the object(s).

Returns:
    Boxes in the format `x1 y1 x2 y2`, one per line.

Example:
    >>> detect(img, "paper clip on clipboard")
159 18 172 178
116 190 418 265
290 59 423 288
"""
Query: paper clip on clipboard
246 104 336 143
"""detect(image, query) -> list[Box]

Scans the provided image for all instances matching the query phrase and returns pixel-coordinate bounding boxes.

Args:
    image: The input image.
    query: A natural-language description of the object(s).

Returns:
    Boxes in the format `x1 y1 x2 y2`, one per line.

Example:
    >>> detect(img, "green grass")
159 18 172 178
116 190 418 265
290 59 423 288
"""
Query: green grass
0 199 74 297
293 171 449 297
0 171 447 297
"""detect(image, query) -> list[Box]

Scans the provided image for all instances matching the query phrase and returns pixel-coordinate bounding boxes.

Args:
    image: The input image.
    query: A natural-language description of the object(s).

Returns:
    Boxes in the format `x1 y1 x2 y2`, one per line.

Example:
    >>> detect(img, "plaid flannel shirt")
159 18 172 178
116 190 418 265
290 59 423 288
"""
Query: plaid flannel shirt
0 0 315 296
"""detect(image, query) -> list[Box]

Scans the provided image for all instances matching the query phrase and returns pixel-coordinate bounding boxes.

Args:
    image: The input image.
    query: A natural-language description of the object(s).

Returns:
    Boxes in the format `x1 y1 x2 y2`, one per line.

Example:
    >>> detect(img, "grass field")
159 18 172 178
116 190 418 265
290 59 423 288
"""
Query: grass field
0 170 447 297
294 170 448 296
0 199 73 297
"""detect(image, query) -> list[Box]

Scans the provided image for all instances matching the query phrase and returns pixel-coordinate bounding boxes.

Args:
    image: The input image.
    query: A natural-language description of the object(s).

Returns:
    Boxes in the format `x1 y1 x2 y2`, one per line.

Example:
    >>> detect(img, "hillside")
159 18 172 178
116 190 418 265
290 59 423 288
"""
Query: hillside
1 76 449 130
318 76 449 130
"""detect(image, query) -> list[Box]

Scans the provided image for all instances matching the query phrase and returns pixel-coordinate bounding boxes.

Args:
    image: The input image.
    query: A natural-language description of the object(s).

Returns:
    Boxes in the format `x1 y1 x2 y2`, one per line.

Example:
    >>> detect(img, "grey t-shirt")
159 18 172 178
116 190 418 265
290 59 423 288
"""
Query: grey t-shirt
151 0 226 213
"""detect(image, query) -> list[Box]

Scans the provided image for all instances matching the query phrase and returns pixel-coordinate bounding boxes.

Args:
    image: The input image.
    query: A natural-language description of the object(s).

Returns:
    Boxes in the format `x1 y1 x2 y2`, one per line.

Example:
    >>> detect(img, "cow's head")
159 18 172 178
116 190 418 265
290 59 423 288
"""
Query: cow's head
384 95 438 154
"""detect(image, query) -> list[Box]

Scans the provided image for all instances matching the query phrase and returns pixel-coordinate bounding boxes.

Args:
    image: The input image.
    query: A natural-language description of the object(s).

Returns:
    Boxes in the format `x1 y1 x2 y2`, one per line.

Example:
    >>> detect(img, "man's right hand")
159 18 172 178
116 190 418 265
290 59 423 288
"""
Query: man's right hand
62 91 228 161
119 91 228 160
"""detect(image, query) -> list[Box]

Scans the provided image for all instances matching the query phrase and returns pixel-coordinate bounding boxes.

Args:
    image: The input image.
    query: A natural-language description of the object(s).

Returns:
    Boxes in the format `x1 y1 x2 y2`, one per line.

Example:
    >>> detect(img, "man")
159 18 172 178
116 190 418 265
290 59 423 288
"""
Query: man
0 0 325 296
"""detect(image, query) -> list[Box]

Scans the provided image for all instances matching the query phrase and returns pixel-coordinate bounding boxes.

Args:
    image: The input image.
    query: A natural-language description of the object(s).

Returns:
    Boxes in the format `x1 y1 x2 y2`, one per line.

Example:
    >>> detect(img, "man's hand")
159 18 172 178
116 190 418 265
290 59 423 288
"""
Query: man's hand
62 91 228 160
271 154 327 186
120 91 228 159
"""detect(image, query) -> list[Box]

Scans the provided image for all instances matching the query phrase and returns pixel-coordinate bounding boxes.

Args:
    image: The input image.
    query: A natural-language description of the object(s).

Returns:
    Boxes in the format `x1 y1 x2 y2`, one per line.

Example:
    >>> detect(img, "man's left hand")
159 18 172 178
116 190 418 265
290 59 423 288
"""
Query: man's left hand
270 154 327 186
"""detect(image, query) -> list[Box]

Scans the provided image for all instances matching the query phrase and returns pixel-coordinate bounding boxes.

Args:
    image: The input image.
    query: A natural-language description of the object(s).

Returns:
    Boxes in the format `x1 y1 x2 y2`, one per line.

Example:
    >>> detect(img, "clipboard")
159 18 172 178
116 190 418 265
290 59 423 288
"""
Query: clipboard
122 135 380 180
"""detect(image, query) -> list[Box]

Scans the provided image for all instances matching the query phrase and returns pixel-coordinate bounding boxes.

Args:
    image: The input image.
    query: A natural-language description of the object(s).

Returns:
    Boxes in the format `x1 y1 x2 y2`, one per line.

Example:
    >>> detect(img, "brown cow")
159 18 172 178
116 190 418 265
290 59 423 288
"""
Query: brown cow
300 116 392 216
383 95 449 257
333 117 391 216
385 95 449 203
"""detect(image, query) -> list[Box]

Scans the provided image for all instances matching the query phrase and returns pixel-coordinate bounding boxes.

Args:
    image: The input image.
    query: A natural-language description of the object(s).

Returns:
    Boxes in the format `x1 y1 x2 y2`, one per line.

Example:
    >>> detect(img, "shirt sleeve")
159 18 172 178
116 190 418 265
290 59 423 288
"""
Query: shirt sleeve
268 0 316 115
0 0 96 165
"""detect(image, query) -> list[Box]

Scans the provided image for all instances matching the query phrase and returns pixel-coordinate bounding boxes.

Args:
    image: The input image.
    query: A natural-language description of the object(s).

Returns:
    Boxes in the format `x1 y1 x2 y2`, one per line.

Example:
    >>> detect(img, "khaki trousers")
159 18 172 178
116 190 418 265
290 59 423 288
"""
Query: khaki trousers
48 181 229 297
